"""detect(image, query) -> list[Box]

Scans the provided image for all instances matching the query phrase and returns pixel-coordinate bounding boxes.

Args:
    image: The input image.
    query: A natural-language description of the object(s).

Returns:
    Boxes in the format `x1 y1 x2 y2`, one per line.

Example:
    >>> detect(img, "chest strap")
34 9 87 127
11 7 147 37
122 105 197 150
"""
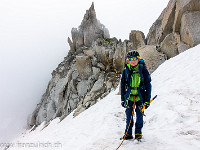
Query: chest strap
130 87 138 90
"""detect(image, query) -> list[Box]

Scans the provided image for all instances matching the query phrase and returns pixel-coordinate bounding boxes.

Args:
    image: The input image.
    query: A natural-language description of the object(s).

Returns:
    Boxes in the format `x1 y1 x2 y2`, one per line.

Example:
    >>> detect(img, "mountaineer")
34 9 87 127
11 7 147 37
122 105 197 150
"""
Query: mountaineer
120 50 152 141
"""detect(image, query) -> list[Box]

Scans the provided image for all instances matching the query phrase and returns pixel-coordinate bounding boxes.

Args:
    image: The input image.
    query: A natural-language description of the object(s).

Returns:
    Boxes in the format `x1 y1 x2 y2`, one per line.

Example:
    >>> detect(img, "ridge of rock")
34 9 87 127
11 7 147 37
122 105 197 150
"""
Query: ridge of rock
28 3 169 128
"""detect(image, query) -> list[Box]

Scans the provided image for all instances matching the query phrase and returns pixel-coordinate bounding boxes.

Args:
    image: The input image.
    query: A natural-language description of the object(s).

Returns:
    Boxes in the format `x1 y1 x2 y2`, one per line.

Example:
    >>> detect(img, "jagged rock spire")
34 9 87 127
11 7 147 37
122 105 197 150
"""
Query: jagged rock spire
81 2 96 26
70 2 110 50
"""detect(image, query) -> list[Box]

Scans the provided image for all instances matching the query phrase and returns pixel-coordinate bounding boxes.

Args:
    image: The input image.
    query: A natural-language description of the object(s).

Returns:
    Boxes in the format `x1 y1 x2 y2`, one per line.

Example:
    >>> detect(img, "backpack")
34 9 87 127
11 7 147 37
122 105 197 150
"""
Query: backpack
124 59 146 91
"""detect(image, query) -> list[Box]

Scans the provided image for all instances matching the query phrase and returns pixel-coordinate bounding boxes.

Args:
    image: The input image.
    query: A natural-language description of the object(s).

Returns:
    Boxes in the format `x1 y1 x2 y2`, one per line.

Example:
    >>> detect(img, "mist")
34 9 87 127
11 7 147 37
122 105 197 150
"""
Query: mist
0 0 169 142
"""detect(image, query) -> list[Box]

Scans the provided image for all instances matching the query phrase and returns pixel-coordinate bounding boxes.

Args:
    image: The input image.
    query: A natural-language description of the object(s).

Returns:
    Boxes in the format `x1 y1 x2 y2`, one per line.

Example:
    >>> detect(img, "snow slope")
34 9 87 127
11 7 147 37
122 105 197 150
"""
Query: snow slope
6 45 200 150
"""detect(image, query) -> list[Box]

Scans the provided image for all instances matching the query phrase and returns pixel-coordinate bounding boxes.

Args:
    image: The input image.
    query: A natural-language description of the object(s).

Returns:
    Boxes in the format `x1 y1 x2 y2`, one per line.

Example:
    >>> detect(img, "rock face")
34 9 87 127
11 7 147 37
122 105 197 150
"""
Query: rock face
160 33 180 58
160 32 190 58
147 0 200 59
29 36 124 126
137 46 166 74
173 0 200 33
28 3 125 127
129 30 146 50
71 2 110 50
147 0 176 45
180 11 200 47
76 56 92 79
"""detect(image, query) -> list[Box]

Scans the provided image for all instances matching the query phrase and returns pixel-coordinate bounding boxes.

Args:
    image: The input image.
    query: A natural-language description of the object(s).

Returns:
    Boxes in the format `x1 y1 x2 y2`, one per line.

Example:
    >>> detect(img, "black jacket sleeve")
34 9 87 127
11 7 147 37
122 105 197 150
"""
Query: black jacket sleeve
121 69 126 102
142 67 151 103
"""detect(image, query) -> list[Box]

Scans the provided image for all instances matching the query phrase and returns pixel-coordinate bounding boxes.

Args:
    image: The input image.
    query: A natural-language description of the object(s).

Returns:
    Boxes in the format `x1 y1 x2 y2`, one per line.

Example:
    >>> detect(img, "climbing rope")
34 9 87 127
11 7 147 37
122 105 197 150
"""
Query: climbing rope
116 96 136 150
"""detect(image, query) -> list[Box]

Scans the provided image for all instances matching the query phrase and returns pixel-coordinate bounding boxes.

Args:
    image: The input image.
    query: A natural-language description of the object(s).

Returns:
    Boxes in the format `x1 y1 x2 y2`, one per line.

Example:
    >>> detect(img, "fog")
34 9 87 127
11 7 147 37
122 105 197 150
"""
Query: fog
0 0 169 142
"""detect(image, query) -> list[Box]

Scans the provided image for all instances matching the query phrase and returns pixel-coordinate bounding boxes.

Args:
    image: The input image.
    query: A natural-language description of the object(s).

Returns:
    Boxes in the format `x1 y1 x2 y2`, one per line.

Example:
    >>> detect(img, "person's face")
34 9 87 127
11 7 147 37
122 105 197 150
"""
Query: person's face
127 58 140 67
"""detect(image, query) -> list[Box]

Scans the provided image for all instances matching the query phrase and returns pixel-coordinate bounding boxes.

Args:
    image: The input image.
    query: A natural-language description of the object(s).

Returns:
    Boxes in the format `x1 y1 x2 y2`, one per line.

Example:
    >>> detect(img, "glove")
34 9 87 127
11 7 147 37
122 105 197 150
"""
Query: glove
144 102 150 109
121 102 126 108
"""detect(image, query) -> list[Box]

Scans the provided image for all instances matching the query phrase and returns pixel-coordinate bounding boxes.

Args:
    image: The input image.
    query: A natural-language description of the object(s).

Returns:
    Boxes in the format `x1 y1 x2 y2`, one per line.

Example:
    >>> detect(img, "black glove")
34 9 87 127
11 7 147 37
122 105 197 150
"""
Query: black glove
121 102 126 108
144 102 150 109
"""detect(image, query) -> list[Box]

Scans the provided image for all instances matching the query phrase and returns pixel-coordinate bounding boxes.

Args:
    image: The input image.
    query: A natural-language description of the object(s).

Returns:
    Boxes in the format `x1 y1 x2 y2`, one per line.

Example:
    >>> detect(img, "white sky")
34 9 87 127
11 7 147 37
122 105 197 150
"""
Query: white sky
0 0 169 142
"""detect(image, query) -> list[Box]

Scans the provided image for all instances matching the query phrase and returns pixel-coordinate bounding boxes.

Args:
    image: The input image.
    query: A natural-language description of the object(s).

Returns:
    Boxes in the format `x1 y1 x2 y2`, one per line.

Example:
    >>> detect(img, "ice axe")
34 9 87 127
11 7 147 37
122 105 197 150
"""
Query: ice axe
139 95 157 116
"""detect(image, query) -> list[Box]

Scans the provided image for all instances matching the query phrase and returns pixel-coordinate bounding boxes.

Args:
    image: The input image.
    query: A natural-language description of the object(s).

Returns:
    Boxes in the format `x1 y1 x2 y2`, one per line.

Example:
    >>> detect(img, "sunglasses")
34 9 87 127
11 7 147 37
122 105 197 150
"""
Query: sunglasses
127 56 140 61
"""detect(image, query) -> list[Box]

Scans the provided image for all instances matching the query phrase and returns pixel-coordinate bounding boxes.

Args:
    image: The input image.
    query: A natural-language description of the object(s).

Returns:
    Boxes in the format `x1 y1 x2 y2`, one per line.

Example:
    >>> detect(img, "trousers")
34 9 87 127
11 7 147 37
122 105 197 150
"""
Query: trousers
125 101 143 135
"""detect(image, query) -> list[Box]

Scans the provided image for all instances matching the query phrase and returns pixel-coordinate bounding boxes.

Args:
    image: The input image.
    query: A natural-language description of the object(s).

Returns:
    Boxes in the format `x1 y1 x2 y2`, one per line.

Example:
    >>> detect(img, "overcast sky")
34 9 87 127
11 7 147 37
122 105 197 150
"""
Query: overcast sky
0 0 169 142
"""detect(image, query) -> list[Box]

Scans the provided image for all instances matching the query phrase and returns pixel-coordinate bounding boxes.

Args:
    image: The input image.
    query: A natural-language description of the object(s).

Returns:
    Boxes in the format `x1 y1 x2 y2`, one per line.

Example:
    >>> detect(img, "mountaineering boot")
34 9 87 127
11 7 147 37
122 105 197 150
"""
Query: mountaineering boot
120 134 133 140
135 133 142 141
